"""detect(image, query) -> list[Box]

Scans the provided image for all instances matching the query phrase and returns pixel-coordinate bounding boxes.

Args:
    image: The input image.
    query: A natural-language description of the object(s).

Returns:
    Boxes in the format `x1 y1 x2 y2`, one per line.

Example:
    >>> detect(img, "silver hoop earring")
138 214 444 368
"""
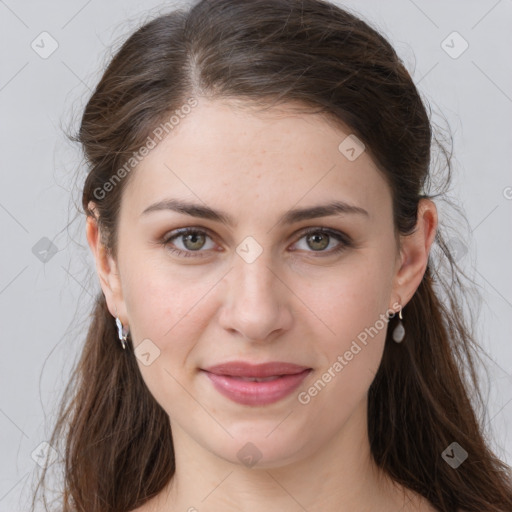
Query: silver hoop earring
114 305 129 350
115 317 129 349
392 306 405 343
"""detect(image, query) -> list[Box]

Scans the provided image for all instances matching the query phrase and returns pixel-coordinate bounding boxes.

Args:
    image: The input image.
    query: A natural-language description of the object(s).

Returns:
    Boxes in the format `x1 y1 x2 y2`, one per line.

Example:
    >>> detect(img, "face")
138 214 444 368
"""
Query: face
90 98 421 468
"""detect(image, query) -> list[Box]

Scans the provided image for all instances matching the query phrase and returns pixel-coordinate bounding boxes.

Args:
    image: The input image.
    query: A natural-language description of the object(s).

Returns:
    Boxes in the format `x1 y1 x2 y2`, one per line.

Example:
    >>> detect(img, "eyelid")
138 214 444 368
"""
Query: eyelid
160 225 352 257
161 226 217 256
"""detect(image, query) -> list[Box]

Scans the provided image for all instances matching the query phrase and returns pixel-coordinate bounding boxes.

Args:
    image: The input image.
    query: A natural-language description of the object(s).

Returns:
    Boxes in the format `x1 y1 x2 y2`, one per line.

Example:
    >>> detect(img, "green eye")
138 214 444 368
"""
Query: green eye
162 228 214 258
161 227 352 258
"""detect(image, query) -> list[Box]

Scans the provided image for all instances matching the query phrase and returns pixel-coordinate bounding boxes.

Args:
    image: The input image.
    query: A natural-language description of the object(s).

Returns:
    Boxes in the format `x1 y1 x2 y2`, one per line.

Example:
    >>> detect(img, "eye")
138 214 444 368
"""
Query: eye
161 228 216 258
291 227 352 256
160 226 353 258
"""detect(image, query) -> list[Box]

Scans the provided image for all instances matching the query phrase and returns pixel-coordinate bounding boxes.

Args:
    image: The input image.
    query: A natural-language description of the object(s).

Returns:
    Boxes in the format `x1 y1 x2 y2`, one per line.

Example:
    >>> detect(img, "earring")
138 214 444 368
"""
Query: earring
114 305 129 350
392 305 405 343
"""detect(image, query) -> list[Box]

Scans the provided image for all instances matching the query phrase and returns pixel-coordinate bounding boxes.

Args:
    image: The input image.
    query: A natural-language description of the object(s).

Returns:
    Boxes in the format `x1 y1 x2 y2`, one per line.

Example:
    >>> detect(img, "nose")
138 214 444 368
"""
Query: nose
218 251 293 343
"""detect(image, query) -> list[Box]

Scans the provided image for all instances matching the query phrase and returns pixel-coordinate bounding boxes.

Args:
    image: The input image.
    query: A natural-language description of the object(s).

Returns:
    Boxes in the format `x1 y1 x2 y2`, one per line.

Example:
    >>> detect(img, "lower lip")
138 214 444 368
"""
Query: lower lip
202 369 312 406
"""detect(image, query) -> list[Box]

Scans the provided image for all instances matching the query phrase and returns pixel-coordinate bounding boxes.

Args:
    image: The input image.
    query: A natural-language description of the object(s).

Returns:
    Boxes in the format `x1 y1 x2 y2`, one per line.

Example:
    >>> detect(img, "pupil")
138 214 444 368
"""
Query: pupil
310 233 328 250
186 233 203 249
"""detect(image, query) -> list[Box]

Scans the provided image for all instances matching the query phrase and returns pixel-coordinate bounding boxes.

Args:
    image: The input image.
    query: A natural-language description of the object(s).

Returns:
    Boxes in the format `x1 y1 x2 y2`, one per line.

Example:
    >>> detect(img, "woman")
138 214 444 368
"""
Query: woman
30 0 512 511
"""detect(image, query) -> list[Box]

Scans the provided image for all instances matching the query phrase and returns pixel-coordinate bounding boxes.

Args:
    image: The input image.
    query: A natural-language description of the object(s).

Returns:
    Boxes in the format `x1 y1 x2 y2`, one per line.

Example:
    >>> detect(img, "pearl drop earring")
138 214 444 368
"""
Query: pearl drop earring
392 306 405 343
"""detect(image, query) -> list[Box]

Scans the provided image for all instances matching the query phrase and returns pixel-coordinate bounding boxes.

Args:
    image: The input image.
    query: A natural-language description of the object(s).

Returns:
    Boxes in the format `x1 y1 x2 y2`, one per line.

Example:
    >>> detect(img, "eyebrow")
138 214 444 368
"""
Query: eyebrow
140 198 369 226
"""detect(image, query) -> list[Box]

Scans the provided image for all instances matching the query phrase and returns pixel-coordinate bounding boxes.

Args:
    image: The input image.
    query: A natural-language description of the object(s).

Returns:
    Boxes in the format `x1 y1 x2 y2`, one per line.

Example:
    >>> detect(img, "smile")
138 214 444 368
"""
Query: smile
200 364 312 406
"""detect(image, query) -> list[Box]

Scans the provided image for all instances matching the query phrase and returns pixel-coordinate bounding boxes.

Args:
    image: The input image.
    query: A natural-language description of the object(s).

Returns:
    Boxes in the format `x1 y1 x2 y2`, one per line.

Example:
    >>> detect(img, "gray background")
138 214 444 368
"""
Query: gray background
1 0 511 510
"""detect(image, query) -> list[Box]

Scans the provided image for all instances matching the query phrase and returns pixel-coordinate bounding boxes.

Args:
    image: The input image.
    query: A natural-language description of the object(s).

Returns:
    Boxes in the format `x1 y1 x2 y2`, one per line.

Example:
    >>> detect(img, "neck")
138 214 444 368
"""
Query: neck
149 398 411 512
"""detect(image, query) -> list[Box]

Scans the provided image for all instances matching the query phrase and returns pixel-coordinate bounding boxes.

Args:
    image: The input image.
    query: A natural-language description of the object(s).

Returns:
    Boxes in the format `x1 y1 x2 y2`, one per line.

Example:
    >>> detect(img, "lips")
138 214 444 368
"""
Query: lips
203 361 311 378
201 361 312 406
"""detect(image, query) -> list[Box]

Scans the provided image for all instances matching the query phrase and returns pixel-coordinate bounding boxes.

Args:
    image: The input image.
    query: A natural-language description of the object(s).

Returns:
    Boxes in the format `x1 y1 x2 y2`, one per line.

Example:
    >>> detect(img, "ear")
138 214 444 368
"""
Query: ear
391 198 438 310
85 201 128 326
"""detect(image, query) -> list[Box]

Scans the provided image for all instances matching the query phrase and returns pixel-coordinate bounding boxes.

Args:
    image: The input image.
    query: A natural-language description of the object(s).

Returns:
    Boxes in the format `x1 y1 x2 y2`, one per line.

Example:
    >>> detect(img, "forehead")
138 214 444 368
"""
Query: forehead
122 98 392 223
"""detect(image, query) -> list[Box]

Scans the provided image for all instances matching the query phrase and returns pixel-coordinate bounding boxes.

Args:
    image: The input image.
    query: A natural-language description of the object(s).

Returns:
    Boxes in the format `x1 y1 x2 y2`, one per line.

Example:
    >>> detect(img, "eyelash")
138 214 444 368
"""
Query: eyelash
159 226 353 259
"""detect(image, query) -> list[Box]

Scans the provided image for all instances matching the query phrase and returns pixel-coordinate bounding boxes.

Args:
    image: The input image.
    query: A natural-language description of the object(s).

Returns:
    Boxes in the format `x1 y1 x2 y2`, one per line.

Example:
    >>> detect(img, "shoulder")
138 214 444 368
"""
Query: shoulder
411 495 467 512
397 488 440 512
129 501 155 512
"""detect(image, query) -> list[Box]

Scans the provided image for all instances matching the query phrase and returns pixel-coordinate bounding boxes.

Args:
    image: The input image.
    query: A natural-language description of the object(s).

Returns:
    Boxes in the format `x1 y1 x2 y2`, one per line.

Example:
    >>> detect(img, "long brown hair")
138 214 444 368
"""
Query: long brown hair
29 1 512 511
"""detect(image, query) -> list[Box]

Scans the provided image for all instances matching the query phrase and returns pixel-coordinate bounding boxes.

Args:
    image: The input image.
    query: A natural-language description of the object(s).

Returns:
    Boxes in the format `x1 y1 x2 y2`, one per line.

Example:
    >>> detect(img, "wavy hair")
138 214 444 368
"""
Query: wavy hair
29 0 512 511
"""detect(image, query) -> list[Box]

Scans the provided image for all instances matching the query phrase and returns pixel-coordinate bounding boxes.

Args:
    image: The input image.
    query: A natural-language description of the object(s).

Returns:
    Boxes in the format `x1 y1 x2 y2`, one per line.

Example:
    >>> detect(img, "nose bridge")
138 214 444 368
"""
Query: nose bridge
221 237 291 340
233 237 280 304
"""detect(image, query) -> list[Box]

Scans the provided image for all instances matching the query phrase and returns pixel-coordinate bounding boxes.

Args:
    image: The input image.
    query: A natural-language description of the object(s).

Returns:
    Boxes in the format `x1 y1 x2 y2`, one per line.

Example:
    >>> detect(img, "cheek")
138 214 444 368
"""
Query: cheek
311 254 392 341
122 254 220 351
122 262 219 415
304 255 391 395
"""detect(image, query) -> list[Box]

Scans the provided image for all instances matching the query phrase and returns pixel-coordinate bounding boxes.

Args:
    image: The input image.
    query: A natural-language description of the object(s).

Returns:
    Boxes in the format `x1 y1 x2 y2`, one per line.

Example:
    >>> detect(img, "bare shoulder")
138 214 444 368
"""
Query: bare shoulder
129 504 147 512
396 486 441 512
411 492 466 512
128 480 175 512
128 499 158 512
410 495 440 512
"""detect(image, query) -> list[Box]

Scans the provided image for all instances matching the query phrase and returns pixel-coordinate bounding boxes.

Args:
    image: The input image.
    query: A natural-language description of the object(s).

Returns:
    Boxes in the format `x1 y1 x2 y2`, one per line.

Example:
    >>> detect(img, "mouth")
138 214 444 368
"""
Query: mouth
200 361 313 406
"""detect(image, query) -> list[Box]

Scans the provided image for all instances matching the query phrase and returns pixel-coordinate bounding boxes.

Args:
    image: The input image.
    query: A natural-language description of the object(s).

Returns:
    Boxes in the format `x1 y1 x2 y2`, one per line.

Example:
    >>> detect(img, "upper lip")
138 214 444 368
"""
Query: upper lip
202 361 311 378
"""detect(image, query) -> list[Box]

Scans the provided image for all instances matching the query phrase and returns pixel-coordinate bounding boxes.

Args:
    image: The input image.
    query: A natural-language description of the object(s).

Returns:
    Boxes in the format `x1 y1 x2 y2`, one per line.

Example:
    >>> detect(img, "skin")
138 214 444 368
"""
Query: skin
86 98 439 512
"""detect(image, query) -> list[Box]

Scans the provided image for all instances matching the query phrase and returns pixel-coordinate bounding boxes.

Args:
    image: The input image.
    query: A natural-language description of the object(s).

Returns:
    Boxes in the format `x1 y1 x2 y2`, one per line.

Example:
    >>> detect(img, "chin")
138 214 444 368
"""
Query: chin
203 424 314 470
